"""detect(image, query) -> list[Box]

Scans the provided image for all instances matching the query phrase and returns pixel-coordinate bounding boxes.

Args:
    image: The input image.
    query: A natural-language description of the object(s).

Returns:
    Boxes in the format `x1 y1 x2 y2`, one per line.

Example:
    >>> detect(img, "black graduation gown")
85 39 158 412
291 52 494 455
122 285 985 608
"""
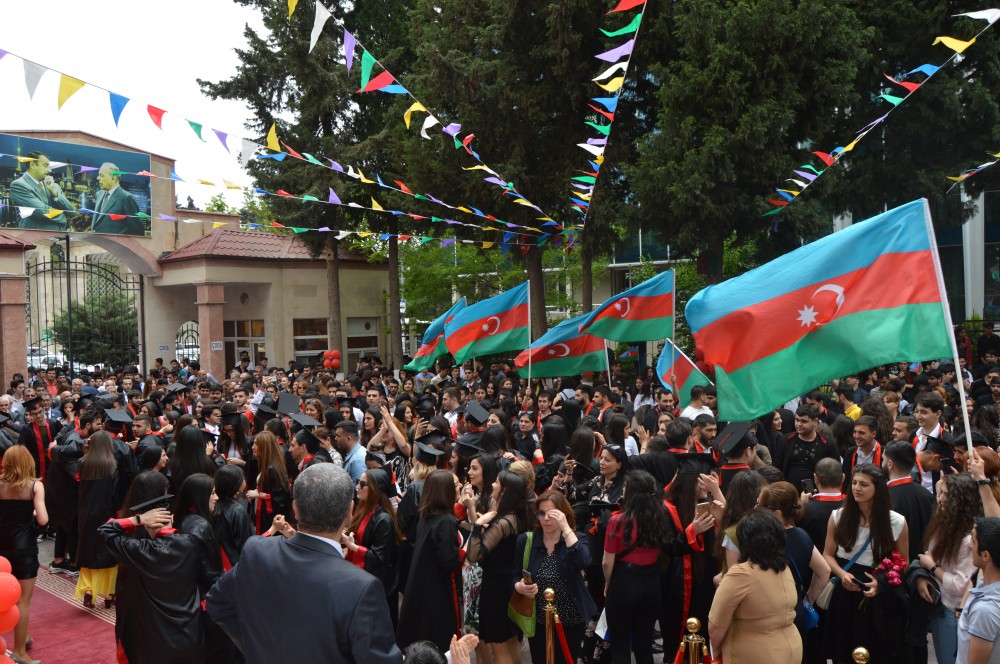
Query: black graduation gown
48 427 85 533
660 500 717 654
249 467 291 534
76 475 120 569
719 463 752 495
16 417 62 481
888 479 934 560
396 478 423 590
178 513 237 664
111 437 139 506
213 499 254 570
349 506 399 596
800 495 844 552
99 519 206 664
396 513 463 652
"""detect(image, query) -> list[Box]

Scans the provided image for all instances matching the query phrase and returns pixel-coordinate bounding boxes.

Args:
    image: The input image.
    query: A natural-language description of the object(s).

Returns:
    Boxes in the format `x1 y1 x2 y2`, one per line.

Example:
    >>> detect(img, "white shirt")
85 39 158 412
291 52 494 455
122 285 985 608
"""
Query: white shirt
299 531 345 557
832 508 905 567
680 404 713 420
916 422 941 492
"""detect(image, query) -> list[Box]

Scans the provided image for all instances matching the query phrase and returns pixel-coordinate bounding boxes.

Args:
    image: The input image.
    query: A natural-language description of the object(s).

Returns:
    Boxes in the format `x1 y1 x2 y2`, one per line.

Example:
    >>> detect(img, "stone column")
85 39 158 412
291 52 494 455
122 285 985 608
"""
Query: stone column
195 283 226 380
0 276 28 381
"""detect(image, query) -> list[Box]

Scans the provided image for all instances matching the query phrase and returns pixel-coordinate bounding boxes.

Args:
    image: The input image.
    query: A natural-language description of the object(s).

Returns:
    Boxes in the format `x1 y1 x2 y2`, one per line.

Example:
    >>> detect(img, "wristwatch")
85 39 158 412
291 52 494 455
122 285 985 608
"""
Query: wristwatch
562 529 573 538
930 564 941 574
977 479 993 486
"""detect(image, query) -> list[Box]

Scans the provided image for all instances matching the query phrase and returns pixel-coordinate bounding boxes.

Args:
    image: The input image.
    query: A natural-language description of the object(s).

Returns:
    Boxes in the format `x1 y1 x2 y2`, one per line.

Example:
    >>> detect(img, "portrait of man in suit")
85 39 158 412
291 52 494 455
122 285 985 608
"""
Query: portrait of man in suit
9 150 75 230
91 162 143 236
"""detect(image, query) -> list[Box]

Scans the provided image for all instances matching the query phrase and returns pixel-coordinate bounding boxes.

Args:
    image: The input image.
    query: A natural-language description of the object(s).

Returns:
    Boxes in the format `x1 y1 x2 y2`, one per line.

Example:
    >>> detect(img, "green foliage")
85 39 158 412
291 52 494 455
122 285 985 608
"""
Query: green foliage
51 290 139 367
205 193 238 214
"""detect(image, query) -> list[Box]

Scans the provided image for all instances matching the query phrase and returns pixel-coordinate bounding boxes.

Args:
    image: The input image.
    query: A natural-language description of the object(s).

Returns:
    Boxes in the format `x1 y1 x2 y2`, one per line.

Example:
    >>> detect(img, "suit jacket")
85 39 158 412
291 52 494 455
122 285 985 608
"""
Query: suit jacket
91 186 142 235
9 173 73 230
206 532 402 664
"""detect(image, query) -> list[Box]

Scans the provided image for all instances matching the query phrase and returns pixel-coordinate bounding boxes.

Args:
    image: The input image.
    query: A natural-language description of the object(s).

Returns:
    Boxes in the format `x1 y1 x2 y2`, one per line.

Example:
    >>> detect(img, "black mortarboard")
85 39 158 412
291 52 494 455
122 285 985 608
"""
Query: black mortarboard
360 354 382 364
105 409 133 424
367 468 398 498
415 430 449 448
256 402 277 415
337 397 356 410
289 412 321 428
129 493 174 515
22 397 41 412
277 393 301 416
717 421 755 458
166 382 189 394
674 452 717 476
294 428 322 453
454 433 484 459
366 450 387 467
415 441 445 465
924 435 953 458
143 400 162 418
414 398 436 417
221 412 243 428
463 401 490 427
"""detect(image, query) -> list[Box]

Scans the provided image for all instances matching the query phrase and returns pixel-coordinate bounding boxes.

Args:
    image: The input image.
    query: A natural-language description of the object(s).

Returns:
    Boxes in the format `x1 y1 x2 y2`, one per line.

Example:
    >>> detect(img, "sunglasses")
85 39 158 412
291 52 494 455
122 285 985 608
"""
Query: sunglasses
356 480 369 489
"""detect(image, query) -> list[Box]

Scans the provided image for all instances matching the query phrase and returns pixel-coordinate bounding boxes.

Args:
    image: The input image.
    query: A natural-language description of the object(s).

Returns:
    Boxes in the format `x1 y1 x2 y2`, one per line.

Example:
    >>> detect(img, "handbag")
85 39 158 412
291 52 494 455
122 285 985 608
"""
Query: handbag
507 531 536 637
788 556 820 630
815 534 871 611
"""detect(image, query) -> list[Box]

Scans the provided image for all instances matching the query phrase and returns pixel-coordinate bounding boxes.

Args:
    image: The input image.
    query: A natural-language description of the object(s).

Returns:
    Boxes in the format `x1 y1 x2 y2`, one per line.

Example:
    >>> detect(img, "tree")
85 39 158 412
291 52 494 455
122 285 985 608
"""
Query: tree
51 290 139 368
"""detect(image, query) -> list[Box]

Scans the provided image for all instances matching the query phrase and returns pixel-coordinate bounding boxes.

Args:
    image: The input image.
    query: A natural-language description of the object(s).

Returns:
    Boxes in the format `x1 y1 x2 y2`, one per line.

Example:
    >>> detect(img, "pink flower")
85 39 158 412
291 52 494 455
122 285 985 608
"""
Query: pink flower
882 558 893 567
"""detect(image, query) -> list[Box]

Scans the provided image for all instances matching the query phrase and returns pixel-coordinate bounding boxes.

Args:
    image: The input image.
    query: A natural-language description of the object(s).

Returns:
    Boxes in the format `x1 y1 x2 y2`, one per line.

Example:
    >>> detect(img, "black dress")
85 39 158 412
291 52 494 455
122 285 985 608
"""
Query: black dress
0 485 39 579
397 512 464 652
467 514 521 643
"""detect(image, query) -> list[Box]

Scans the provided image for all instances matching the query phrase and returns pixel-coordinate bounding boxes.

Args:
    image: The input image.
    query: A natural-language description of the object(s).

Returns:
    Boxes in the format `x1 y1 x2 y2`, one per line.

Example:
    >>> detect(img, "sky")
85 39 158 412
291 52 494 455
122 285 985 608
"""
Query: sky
0 1 269 208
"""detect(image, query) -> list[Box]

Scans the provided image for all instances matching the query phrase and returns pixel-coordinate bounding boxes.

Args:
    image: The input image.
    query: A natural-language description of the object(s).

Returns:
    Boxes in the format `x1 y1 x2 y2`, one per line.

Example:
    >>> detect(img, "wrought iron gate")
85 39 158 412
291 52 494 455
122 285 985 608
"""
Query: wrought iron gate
26 245 143 373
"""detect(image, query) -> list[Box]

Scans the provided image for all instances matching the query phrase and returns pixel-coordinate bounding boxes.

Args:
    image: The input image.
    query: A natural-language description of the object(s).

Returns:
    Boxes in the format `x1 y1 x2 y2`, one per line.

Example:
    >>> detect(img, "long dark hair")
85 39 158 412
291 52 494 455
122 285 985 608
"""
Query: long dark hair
419 469 457 519
925 473 984 564
835 463 894 560
173 473 214 530
119 470 169 517
79 431 117 481
481 425 510 455
212 464 245 502
472 453 500 514
665 473 700 526
495 470 531 533
349 469 403 542
166 426 216 489
737 509 788 572
540 420 568 460
619 470 668 548
604 414 630 448
716 471 766 559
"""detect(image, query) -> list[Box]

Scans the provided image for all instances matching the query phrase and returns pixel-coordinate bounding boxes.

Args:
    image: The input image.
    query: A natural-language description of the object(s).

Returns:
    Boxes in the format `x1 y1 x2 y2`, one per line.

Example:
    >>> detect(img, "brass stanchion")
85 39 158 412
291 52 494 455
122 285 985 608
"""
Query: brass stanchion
673 617 710 664
852 647 870 663
544 588 556 664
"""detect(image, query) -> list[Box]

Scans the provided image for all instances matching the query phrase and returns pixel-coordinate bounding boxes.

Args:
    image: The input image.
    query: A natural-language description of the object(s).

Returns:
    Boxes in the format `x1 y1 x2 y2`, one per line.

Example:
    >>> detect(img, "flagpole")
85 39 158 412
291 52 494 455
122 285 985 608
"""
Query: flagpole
527 282 533 387
924 199 975 454
604 340 612 384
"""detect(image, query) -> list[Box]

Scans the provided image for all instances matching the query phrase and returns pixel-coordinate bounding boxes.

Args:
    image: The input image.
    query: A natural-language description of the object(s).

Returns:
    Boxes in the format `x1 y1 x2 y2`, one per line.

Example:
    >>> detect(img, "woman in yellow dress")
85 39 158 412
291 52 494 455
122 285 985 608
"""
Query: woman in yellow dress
74 431 120 608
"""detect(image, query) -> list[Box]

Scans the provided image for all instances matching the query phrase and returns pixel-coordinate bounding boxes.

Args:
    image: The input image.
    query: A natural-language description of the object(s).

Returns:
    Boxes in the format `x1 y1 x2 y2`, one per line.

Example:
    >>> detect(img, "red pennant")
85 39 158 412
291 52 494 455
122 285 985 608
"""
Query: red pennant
767 199 789 207
147 105 166 129
277 190 294 197
578 170 599 177
462 134 475 148
398 235 412 241
281 142 304 159
109 214 127 221
359 71 395 93
394 180 413 194
588 104 615 121
486 215 497 221
883 73 920 94
811 151 835 166
271 222 285 228
607 0 645 13
407 214 428 220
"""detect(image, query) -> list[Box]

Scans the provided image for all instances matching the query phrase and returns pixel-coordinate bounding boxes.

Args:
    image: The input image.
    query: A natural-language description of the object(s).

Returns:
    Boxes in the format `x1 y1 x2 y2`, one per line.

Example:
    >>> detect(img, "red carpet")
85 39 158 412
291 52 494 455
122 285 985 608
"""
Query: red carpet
2 570 116 664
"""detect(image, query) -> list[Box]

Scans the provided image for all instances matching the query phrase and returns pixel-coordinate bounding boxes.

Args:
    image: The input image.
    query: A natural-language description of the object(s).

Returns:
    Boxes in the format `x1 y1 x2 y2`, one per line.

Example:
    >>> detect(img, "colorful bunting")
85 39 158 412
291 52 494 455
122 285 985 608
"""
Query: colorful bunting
23 61 45 100
933 35 975 53
109 92 129 127
310 2 333 53
56 74 85 110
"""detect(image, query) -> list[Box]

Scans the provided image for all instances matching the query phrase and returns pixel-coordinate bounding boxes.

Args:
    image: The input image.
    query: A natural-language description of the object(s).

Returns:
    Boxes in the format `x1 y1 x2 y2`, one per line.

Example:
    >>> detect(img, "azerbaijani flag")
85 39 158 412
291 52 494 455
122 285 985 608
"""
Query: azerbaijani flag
578 270 674 342
686 199 955 421
656 339 712 408
515 314 607 378
445 282 530 364
403 297 467 372
620 346 639 361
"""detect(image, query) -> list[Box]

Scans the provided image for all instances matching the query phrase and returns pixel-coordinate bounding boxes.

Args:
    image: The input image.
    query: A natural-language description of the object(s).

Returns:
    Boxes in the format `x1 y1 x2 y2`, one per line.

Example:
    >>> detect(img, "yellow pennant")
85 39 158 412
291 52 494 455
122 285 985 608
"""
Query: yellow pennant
359 232 373 238
933 35 975 53
946 175 967 182
223 179 242 190
358 169 375 184
288 0 298 17
777 189 800 197
266 123 280 152
840 138 860 154
57 74 85 110
45 209 62 219
212 222 228 229
595 155 605 165
511 198 534 207
15 156 35 163
198 179 216 186
456 206 473 214
596 76 625 92
482 242 495 249
371 197 383 211
403 102 427 128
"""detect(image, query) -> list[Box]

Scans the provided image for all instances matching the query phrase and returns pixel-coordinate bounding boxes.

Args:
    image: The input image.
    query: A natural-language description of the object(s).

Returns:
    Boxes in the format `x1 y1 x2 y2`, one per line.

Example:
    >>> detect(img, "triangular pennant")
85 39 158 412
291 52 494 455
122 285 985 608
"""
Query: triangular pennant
591 96 619 113
404 102 427 128
359 70 395 93
955 9 1000 24
301 195 319 203
877 93 904 106
240 139 259 165
267 123 280 152
344 30 357 73
600 13 642 37
187 120 207 141
371 198 384 211
281 142 304 159
303 153 324 166
596 77 625 92
903 63 940 78
170 169 185 182
57 74 85 110
359 50 376 91
328 188 341 205
288 0 298 17
595 39 635 62
394 180 413 195
310 2 332 53
23 61 46 100
223 179 242 190
933 35 976 53
213 129 231 152
148 105 166 129
109 93 130 127
607 0 645 13
883 73 920 94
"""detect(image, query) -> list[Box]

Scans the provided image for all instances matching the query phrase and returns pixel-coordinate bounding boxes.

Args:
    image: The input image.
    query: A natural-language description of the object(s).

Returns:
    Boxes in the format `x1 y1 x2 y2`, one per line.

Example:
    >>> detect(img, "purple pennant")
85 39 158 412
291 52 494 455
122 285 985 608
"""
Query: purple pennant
440 239 455 247
326 158 344 172
318 227 331 232
595 39 635 62
426 194 445 205
586 137 608 145
0 50 6 61
445 219 460 225
159 213 177 221
344 30 357 73
76 166 98 174
442 123 462 136
483 176 506 186
328 188 341 205
213 129 231 152
856 113 889 134
793 170 819 182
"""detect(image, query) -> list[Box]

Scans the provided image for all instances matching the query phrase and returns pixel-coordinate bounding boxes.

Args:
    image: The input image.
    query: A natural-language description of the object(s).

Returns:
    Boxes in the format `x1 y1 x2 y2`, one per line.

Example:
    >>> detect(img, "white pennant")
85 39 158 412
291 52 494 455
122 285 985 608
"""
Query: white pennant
576 143 605 157
23 61 46 100
239 139 260 166
310 2 333 53
17 207 34 219
955 9 1000 24
420 115 440 140
592 62 628 82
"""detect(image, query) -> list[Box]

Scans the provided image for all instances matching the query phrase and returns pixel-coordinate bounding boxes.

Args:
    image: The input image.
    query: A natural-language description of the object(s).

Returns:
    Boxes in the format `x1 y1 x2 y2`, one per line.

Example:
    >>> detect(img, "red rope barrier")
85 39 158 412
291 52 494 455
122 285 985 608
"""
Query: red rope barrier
554 619 573 664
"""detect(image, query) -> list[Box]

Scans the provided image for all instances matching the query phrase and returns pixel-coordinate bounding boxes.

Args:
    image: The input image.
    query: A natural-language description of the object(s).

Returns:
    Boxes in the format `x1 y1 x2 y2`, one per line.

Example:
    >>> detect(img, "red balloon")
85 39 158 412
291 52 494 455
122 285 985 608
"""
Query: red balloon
323 360 333 369
0 635 7 652
0 575 20 612
331 349 341 359
330 358 341 370
0 605 19 632
0 654 12 664
0 558 10 575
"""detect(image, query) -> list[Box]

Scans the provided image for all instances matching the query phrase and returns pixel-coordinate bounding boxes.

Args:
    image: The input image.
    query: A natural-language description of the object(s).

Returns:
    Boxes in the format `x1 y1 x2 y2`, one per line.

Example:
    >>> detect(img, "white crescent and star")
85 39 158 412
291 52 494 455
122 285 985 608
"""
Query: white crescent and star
481 316 502 335
797 283 846 328
613 297 631 318
547 343 571 358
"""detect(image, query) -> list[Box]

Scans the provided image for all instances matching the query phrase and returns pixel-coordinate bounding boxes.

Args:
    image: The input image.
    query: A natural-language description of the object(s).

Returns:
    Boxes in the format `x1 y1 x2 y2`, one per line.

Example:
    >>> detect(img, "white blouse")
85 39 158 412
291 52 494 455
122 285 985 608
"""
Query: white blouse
832 508 905 567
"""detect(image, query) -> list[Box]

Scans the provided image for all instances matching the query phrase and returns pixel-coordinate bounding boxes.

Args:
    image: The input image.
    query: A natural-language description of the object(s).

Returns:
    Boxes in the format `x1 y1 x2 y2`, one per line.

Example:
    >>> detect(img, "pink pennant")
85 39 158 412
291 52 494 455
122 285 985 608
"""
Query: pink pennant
135 170 157 178
359 71 395 93
277 190 294 197
281 142 304 159
607 0 645 13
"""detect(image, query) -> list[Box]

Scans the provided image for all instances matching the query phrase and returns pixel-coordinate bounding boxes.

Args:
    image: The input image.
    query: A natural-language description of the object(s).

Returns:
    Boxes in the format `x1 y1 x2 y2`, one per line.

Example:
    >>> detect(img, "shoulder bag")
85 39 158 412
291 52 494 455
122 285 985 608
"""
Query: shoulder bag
508 531 536 637
815 534 871 610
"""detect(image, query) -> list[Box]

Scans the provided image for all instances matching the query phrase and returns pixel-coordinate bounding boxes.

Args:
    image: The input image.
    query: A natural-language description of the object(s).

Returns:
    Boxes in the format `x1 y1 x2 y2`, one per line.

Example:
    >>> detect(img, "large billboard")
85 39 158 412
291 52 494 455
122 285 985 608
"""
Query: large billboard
0 133 152 237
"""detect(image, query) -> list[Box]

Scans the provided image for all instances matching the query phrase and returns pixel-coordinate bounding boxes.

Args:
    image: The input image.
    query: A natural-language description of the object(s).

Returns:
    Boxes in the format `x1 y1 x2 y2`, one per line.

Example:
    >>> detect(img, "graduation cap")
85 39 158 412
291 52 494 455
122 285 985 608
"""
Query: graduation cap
221 412 244 429
337 397 356 411
360 354 382 364
256 402 277 416
165 382 189 394
454 433 484 459
367 468 398 498
289 412 321 428
142 400 163 418
22 397 41 413
414 397 436 417
277 392 302 416
924 435 953 459
415 441 445 465
717 421 756 459
463 401 490 427
294 428 322 453
199 429 219 444
415 430 449 448
674 452 717 476
366 450 387 467
105 409 133 425
129 493 174 515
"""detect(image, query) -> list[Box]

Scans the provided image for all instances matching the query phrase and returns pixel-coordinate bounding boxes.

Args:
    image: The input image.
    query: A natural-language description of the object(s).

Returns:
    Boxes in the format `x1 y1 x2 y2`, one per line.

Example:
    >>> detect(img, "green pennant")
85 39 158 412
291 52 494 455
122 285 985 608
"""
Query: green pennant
585 121 613 136
572 175 597 184
137 212 151 218
414 194 430 201
600 14 642 38
111 170 127 176
187 120 206 141
420 237 434 244
301 195 319 203
292 227 309 233
360 50 376 90
762 208 783 216
303 153 324 166
878 93 904 107
431 216 443 223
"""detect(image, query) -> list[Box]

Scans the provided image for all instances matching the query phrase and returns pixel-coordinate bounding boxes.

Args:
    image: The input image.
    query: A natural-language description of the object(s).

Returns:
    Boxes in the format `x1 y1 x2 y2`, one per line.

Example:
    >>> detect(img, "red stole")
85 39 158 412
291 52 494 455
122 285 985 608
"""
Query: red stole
887 477 913 487
663 499 705 646
32 420 52 480
851 442 882 471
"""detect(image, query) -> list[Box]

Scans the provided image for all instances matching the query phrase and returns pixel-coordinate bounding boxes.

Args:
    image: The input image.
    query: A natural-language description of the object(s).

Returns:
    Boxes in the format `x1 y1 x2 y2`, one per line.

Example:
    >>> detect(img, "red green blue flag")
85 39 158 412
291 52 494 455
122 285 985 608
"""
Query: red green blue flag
403 297 467 372
445 282 530 364
656 340 712 408
578 270 674 342
686 199 954 421
515 314 607 378
620 346 639 361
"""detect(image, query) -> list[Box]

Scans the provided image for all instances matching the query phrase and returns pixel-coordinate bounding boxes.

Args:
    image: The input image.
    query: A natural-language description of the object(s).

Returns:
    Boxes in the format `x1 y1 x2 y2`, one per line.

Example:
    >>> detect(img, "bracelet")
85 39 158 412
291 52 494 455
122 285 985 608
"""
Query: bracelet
977 479 993 486
931 564 941 574
562 529 574 539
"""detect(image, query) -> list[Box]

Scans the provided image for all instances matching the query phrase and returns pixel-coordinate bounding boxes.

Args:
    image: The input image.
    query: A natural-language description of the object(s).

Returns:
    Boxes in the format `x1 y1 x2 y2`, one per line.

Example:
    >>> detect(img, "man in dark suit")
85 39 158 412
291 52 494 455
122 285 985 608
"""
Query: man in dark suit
9 150 75 230
799 457 845 552
884 440 934 561
206 464 402 664
91 162 142 235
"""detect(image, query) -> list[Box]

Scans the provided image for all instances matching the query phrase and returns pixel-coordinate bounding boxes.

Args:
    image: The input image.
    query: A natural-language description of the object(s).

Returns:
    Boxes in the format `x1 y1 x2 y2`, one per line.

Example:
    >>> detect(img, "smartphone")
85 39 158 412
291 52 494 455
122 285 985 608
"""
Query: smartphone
522 570 533 585
696 502 711 518
851 576 867 588
802 479 816 494
929 586 941 604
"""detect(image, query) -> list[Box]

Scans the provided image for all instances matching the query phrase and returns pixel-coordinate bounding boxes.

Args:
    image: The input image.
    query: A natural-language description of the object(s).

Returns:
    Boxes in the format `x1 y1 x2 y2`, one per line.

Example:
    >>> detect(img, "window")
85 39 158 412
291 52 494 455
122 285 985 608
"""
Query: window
346 317 379 370
293 318 328 365
224 319 266 369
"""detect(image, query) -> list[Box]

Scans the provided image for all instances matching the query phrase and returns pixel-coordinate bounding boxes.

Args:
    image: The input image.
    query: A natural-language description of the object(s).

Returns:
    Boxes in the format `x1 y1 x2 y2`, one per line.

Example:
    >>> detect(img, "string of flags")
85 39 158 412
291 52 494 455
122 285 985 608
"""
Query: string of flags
566 0 650 221
947 151 1000 191
304 0 560 225
763 9 1000 220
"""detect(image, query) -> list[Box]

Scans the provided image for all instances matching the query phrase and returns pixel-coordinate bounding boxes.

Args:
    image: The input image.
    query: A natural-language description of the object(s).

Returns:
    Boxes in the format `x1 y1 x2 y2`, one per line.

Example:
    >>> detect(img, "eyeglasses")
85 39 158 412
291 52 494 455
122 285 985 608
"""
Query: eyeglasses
356 480 368 488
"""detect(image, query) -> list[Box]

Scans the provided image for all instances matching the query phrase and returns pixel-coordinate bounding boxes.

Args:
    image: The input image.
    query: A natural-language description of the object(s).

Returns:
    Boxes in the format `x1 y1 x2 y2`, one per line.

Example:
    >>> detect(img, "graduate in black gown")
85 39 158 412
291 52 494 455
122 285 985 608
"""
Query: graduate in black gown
211 465 254 570
100 471 207 664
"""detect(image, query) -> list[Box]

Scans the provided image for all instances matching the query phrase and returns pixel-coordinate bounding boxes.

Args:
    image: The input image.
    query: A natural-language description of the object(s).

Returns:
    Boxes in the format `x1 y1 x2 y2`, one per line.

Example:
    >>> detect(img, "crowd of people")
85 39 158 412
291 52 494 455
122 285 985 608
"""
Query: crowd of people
0 324 999 664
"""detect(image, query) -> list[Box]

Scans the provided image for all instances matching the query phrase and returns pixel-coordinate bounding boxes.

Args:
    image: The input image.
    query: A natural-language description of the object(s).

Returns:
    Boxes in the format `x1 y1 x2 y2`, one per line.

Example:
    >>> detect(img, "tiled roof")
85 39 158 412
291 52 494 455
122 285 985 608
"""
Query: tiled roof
0 232 36 250
160 228 372 264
